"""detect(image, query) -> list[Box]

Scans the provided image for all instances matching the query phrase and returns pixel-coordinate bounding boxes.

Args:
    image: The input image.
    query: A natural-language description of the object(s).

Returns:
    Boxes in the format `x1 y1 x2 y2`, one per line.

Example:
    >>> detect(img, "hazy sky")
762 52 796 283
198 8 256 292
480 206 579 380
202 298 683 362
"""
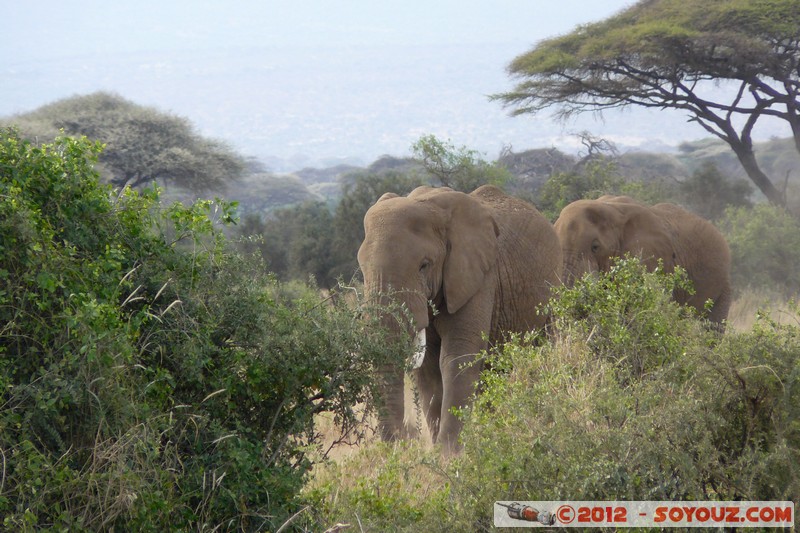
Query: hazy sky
11 1 778 167
3 1 636 58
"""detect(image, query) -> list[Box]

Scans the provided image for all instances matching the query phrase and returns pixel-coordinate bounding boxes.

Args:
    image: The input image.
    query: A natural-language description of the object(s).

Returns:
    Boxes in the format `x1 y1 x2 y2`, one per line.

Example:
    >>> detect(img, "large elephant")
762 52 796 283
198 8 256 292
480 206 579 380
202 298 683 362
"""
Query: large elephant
357 185 562 453
554 195 731 326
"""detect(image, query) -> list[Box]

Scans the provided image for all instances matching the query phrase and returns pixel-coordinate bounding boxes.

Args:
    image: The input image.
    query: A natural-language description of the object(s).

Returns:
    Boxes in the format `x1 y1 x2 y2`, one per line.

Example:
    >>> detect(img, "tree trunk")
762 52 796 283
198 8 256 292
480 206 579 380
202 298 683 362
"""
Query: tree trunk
110 173 132 189
730 143 785 207
790 122 800 159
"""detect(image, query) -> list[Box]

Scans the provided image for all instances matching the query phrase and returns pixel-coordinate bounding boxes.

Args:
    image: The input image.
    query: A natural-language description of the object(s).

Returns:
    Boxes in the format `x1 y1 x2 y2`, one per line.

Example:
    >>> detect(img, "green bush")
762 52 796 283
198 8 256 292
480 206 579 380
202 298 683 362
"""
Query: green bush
410 134 512 193
536 158 624 220
306 258 799 531
452 259 799 529
721 203 800 296
537 157 752 223
677 161 752 221
235 201 337 286
0 129 404 530
543 256 698 381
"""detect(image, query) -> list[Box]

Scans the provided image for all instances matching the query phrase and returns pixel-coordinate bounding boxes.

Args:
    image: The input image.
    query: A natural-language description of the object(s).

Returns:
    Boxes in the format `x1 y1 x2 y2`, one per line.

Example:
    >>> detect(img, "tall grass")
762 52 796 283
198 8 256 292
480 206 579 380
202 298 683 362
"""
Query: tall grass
728 287 799 331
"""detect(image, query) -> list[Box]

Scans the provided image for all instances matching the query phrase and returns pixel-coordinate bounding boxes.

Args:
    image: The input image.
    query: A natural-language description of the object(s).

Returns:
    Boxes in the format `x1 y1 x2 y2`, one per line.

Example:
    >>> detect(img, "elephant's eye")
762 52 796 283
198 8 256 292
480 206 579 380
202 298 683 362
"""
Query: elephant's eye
419 259 431 272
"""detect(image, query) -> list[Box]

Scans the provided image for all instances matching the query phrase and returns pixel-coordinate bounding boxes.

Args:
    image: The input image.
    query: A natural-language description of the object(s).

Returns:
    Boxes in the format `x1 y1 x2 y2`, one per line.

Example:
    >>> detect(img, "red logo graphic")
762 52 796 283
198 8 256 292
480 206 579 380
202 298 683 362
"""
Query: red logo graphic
557 504 576 524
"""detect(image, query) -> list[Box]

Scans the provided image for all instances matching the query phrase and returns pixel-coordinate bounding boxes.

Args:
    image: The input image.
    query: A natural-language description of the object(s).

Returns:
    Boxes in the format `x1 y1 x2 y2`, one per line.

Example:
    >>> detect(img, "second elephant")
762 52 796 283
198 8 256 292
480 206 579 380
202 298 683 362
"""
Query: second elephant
554 195 732 326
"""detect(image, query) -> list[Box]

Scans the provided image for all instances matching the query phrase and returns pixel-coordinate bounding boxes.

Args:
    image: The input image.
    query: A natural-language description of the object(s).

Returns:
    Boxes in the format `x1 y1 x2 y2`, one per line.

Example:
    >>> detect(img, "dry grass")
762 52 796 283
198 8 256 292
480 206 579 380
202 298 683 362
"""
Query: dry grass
728 288 799 331
303 432 451 532
305 382 449 531
313 376 432 461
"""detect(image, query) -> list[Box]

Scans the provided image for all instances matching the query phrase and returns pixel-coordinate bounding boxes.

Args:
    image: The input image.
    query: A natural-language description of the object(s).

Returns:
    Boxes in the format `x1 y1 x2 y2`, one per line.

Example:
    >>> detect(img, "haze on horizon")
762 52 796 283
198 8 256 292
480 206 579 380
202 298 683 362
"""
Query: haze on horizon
2 1 788 170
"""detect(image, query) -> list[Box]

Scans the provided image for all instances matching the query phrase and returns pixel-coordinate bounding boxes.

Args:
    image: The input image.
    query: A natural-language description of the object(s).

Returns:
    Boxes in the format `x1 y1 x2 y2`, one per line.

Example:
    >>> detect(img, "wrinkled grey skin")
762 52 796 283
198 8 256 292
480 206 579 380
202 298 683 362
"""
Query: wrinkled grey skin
554 195 732 327
357 185 562 454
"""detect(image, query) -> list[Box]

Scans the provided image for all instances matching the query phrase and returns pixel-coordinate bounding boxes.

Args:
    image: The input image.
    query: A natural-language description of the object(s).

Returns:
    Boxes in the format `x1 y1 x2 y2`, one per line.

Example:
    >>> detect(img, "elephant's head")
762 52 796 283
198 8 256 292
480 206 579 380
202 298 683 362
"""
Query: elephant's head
357 186 499 336
554 196 675 285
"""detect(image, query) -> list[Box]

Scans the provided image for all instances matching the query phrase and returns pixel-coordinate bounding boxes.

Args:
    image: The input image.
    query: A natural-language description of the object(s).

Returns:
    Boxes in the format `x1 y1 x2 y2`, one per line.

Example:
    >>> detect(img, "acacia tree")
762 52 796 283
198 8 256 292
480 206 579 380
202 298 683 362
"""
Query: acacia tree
5 92 245 191
495 0 800 207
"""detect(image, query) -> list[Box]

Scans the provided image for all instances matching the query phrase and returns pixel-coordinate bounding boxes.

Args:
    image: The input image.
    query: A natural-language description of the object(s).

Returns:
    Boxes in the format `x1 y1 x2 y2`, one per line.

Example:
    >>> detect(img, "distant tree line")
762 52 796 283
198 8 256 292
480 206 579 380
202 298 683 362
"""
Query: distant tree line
4 90 800 296
234 134 790 296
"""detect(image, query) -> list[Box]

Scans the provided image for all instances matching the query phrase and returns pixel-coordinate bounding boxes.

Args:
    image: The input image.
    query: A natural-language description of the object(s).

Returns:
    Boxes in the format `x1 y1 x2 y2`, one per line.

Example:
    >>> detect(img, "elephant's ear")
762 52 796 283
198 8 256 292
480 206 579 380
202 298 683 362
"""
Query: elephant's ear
442 195 499 314
620 205 676 271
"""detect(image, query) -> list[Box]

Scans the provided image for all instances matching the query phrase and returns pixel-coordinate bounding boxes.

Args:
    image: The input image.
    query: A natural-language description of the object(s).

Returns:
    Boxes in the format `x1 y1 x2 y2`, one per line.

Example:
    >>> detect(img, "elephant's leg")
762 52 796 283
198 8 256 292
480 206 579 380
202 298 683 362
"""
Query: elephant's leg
436 288 493 454
412 329 442 442
437 342 485 454
377 362 405 440
682 281 731 332
708 287 732 331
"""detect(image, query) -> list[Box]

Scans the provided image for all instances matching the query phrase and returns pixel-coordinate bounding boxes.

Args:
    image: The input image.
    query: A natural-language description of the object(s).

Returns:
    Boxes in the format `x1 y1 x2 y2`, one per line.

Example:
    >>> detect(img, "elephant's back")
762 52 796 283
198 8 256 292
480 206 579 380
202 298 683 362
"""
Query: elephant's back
473 186 561 278
472 186 562 332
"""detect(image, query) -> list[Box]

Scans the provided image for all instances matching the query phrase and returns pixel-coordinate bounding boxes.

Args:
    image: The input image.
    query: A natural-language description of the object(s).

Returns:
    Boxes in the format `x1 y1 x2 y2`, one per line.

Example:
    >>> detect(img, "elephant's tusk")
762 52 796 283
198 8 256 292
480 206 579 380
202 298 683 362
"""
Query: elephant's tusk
411 329 426 369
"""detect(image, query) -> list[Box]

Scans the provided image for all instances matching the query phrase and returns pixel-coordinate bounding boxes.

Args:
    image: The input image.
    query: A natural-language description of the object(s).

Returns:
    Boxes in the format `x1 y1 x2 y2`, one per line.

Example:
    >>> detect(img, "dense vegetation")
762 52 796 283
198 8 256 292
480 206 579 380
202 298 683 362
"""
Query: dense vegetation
308 259 799 531
2 125 798 530
0 130 410 530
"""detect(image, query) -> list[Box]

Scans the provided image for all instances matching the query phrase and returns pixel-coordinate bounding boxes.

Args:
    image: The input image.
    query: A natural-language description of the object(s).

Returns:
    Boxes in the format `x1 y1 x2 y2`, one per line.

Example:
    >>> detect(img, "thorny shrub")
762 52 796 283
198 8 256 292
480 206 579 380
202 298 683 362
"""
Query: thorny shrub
0 129 408 531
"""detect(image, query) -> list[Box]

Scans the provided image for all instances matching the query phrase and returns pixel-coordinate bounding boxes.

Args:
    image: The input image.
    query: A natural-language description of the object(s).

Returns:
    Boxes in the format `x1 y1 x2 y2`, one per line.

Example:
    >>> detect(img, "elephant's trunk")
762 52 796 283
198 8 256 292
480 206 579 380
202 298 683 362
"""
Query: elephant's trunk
365 269 430 335
562 261 578 287
561 252 596 287
363 274 427 441
377 360 406 440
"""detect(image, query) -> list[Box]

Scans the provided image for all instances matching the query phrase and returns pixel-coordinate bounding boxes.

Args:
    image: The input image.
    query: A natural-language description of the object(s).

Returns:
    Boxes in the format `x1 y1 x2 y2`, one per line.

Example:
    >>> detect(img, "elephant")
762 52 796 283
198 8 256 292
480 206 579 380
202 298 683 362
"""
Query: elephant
357 185 562 454
554 195 732 326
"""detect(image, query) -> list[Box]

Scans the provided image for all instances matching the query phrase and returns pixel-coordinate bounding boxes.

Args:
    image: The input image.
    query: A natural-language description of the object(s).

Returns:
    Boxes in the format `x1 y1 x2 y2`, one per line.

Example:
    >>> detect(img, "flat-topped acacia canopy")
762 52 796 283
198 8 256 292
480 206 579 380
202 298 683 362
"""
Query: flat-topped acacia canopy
495 0 800 207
